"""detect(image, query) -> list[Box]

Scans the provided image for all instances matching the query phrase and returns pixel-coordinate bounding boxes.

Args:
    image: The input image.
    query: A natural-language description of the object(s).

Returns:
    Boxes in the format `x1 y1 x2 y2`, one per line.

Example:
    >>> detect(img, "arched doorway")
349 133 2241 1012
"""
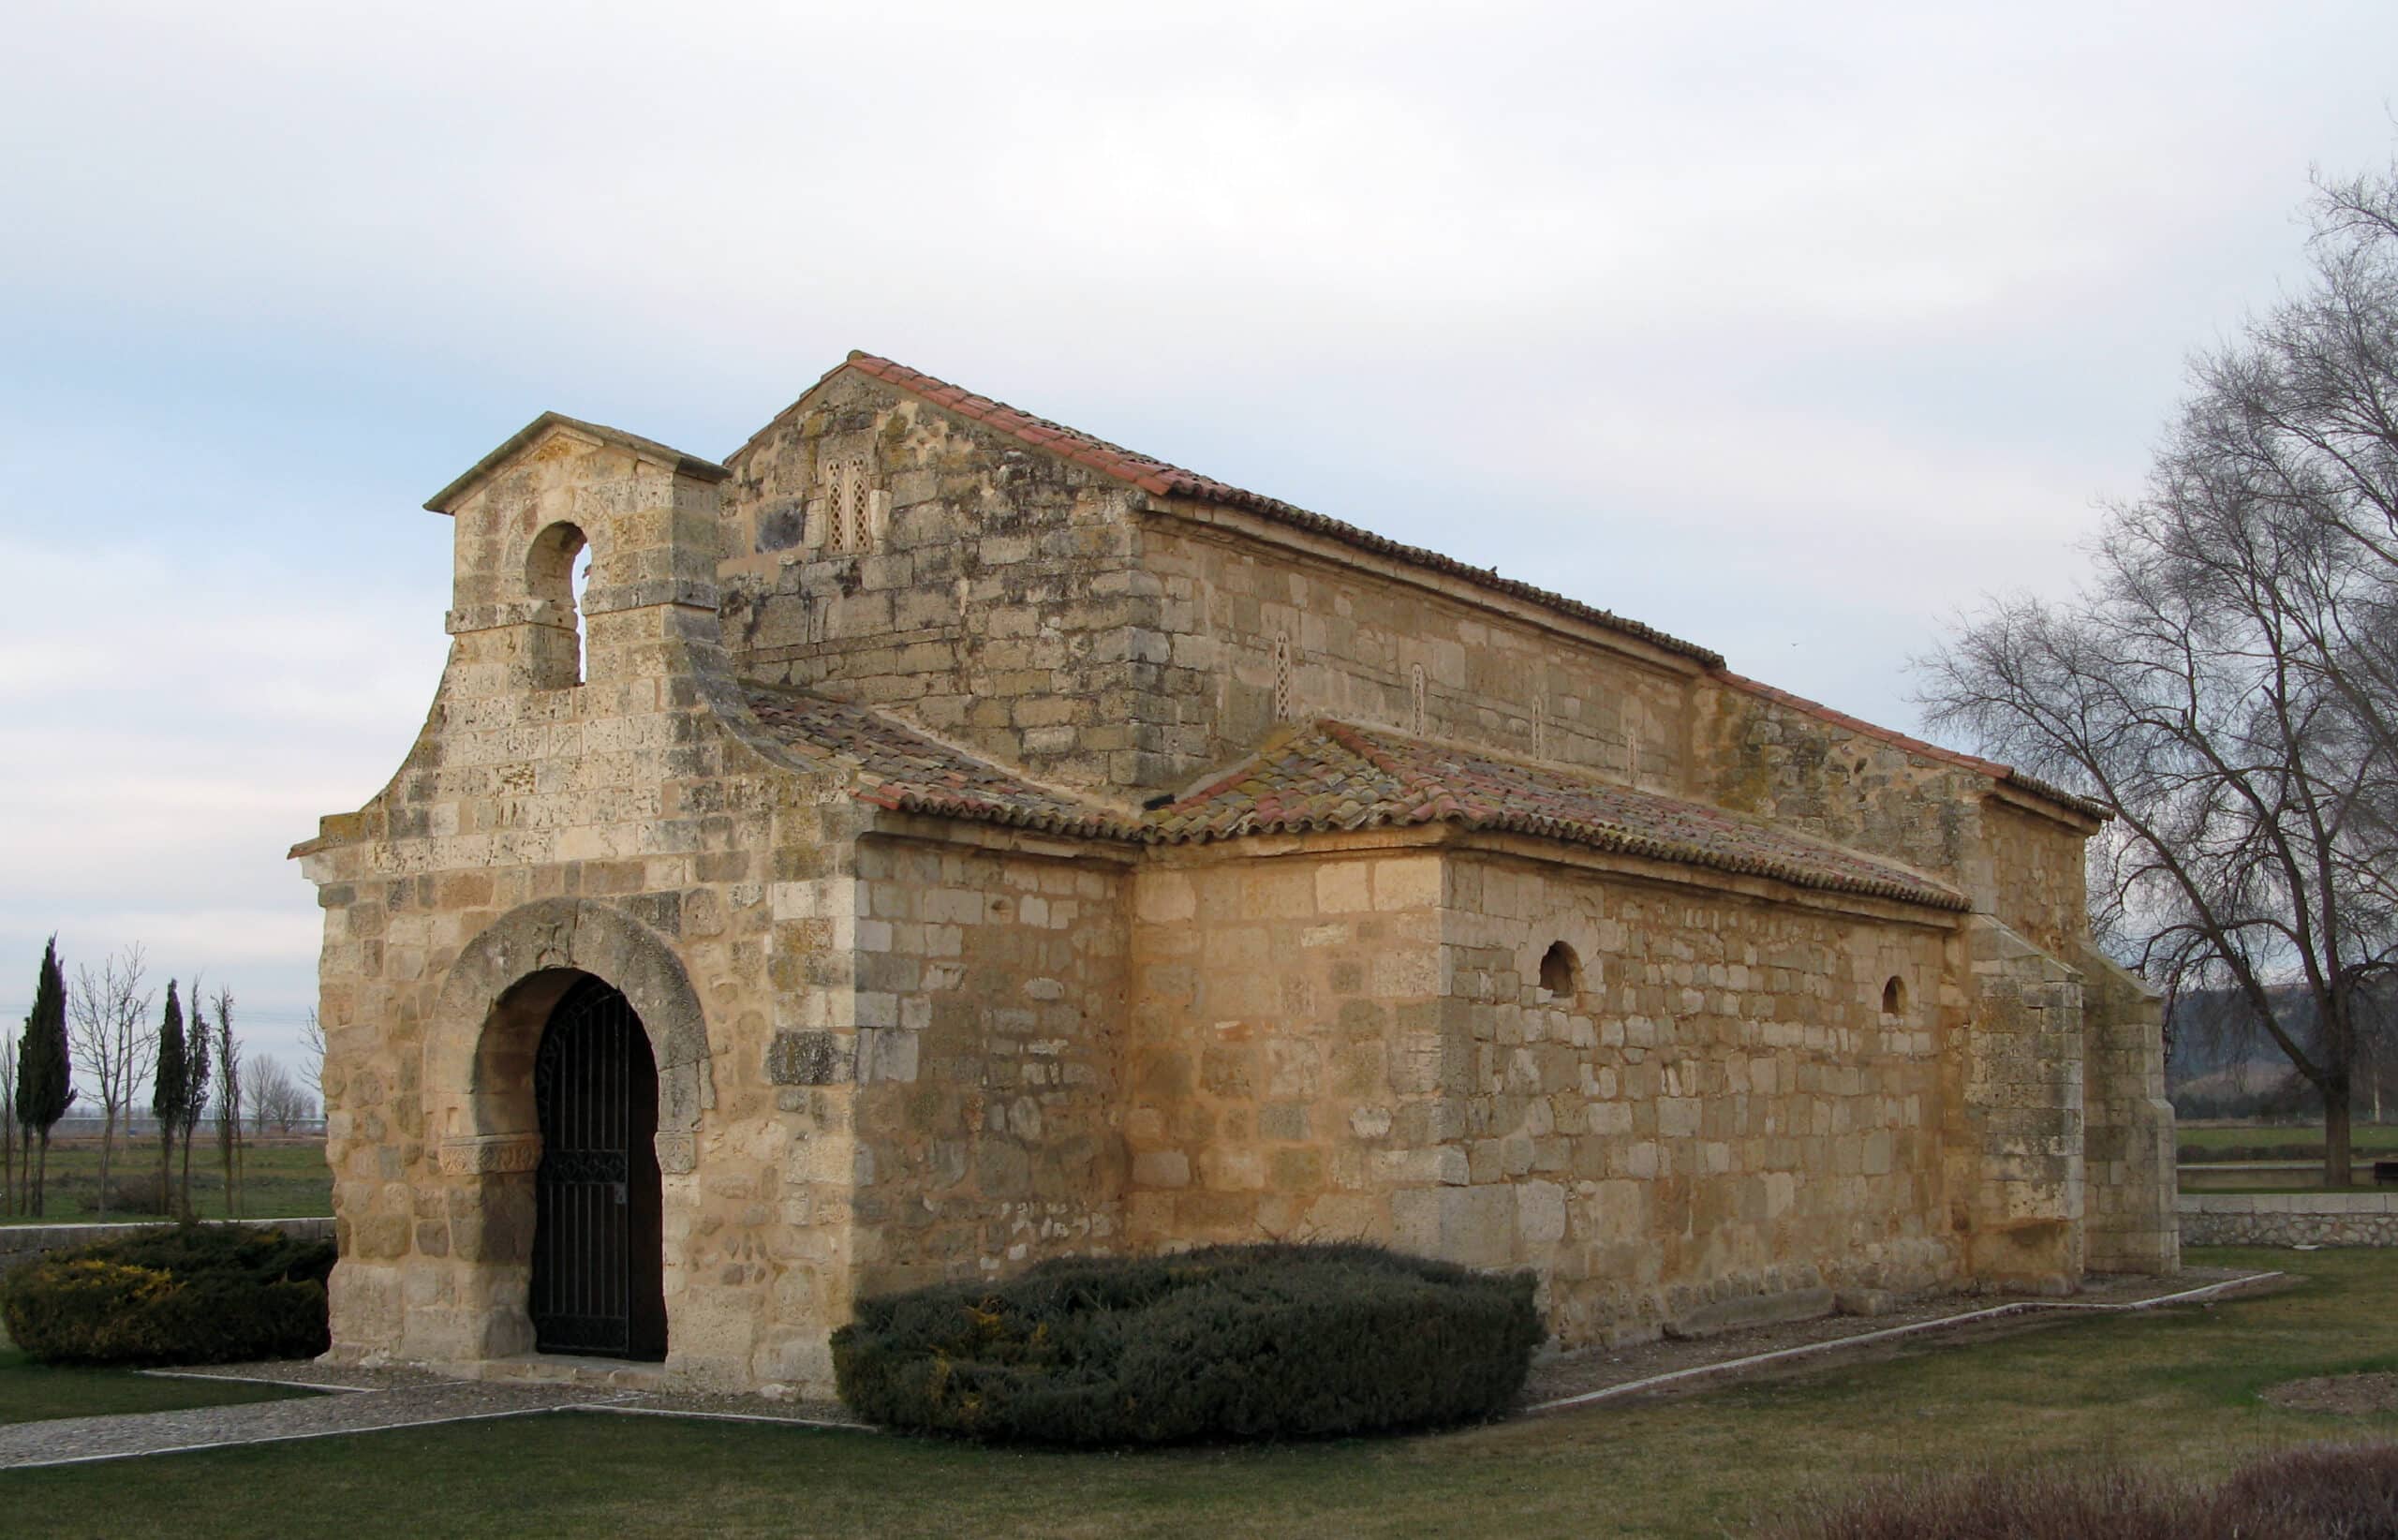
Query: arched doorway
531 974 667 1360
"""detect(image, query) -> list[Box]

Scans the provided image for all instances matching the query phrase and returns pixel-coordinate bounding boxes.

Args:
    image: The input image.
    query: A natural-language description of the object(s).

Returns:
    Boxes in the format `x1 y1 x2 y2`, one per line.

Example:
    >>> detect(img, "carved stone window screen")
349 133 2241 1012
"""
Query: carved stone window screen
1274 634 1294 721
821 455 876 555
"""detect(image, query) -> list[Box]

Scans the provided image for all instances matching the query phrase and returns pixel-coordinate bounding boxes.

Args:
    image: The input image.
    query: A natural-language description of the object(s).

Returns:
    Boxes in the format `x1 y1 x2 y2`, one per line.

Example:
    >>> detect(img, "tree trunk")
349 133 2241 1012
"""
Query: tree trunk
2325 1075 2354 1190
179 1124 196 1218
96 1108 115 1219
33 1130 49 1218
160 1116 177 1221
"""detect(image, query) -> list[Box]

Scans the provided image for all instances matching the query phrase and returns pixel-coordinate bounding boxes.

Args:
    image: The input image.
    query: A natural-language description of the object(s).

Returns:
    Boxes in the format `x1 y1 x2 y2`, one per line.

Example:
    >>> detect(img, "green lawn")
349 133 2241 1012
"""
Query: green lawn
0 1330 317 1426
0 1140 330 1226
2176 1120 2398 1158
0 1247 2391 1538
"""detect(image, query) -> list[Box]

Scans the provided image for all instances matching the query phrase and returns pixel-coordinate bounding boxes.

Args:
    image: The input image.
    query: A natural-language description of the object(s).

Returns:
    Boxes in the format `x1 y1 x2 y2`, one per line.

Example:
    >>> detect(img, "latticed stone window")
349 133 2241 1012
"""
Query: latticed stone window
1410 664 1427 735
819 453 878 555
1273 634 1294 720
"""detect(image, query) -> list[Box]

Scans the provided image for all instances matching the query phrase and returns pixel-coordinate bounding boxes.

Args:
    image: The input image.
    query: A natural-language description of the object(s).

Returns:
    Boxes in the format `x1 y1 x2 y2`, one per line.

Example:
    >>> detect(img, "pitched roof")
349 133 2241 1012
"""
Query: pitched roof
804 353 1724 670
424 412 728 514
746 351 2106 828
1151 720 1968 910
746 686 1963 910
742 689 1135 839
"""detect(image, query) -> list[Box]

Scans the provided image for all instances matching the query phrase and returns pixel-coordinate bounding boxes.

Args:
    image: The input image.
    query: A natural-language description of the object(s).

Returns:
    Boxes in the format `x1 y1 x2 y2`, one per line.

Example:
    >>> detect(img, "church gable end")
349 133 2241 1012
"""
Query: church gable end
718 361 1172 790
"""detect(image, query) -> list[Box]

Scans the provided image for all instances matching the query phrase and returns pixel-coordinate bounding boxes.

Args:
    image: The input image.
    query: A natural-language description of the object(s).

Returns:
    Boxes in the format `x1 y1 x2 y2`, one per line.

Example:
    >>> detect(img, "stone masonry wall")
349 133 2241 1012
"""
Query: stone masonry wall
1136 514 1694 795
843 833 1132 1297
1121 843 1449 1253
1119 836 1968 1351
1691 678 1984 882
2078 946 2179 1274
719 371 1170 791
1978 800 2092 960
303 423 881 1396
2179 1192 2398 1246
1441 850 1959 1345
1947 919 2086 1290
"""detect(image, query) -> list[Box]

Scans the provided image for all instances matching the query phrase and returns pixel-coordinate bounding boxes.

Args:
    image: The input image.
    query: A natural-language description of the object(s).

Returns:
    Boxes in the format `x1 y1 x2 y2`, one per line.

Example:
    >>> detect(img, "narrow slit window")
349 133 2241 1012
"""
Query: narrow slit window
1882 976 1907 1015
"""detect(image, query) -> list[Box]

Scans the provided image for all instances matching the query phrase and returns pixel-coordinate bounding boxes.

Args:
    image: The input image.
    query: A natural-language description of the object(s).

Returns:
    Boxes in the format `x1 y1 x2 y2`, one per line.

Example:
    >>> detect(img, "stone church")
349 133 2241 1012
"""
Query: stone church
294 351 2178 1396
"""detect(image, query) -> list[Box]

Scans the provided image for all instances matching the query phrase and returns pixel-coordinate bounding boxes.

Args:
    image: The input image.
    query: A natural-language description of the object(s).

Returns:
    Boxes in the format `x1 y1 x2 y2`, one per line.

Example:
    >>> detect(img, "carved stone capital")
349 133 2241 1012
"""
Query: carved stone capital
654 1132 697 1175
438 1133 542 1175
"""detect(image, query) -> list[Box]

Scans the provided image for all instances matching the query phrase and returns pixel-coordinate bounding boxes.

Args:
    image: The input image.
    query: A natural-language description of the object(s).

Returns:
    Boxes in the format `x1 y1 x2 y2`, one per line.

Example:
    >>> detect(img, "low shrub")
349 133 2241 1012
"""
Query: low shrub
2214 1442 2398 1537
0 1223 335 1366
104 1172 178 1217
832 1242 1544 1446
1768 1442 2398 1539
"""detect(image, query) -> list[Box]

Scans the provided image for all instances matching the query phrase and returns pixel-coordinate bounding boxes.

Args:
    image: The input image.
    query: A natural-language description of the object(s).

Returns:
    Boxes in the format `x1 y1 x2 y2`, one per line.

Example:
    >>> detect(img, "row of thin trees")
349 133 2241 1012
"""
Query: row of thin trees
3 936 302 1221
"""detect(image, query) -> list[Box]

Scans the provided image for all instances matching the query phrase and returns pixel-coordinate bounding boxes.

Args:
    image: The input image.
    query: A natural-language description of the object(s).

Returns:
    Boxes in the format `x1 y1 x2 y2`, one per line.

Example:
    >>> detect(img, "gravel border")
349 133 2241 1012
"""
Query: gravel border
1520 1267 2284 1412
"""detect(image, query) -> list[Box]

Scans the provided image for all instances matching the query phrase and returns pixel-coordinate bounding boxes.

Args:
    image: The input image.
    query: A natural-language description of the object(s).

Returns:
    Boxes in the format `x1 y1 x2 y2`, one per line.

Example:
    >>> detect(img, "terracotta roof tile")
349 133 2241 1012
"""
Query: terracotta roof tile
1150 721 1968 910
749 352 2108 829
743 689 1135 839
746 686 1964 909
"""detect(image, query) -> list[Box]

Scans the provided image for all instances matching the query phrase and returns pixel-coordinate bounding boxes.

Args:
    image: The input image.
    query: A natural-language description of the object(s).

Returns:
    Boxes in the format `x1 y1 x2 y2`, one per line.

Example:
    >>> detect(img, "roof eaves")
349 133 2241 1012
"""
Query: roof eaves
424 412 729 514
830 353 1724 669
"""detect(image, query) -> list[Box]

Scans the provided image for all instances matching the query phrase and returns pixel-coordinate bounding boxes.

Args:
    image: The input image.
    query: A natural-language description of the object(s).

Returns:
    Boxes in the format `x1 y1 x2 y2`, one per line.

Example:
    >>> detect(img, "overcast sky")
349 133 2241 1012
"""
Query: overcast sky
3 0 2394 1079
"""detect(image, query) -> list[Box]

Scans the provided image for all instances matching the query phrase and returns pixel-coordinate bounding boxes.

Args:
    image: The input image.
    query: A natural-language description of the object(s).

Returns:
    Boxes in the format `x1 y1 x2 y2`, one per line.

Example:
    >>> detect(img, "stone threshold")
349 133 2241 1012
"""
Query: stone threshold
467 1353 670 1390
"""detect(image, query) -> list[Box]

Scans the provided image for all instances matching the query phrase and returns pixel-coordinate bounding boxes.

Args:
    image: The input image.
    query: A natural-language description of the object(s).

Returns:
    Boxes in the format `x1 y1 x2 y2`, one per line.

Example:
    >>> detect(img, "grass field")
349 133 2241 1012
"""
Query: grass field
0 1246 2391 1538
0 1138 330 1225
0 1340 315 1426
2176 1121 2398 1157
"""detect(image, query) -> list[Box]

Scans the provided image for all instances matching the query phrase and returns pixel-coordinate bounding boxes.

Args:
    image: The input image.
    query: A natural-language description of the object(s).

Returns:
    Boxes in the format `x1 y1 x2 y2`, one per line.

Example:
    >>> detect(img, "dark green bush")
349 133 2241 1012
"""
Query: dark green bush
0 1222 335 1366
832 1242 1544 1445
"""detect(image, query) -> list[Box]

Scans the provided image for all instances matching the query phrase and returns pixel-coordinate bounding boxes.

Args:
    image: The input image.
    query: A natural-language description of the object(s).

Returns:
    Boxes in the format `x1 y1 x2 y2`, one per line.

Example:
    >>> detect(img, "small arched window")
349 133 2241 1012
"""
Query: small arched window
1539 941 1580 1000
1881 975 1907 1016
525 522 589 688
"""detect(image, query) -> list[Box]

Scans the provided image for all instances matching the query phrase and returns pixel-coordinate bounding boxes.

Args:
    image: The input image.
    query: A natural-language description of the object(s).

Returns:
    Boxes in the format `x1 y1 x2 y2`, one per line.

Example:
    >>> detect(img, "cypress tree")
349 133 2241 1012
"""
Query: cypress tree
152 981 186 1219
179 1014 211 1217
17 939 74 1218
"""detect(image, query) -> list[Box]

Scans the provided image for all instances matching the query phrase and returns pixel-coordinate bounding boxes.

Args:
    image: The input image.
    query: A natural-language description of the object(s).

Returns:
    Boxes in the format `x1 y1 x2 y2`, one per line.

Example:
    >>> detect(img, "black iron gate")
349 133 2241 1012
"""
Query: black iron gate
530 975 667 1360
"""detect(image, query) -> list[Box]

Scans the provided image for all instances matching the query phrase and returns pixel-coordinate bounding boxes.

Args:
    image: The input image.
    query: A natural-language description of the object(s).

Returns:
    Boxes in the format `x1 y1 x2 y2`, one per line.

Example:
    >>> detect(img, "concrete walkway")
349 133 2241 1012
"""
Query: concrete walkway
0 1378 607 1470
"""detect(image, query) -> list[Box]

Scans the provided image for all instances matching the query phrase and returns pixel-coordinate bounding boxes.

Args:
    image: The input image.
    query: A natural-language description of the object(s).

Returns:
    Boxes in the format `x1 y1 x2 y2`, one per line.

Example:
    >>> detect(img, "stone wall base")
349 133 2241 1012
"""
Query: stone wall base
2178 1192 2398 1247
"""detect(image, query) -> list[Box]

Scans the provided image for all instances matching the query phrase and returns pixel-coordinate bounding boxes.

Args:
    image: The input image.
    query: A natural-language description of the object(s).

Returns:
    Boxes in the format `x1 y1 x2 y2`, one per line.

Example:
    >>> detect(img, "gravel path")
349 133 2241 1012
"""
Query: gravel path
1519 1266 2282 1410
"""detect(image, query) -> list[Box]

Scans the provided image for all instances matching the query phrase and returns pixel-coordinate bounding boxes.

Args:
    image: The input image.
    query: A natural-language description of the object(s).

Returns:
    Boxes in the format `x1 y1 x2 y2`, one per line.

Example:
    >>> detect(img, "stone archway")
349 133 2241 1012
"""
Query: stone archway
417 898 713 1361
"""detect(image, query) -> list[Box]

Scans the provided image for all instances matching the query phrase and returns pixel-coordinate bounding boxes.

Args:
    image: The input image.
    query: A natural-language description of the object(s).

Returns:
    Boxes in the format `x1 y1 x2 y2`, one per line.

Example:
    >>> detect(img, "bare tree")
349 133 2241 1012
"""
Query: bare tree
67 943 155 1219
300 1009 325 1105
1922 156 2398 1187
245 1053 313 1134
